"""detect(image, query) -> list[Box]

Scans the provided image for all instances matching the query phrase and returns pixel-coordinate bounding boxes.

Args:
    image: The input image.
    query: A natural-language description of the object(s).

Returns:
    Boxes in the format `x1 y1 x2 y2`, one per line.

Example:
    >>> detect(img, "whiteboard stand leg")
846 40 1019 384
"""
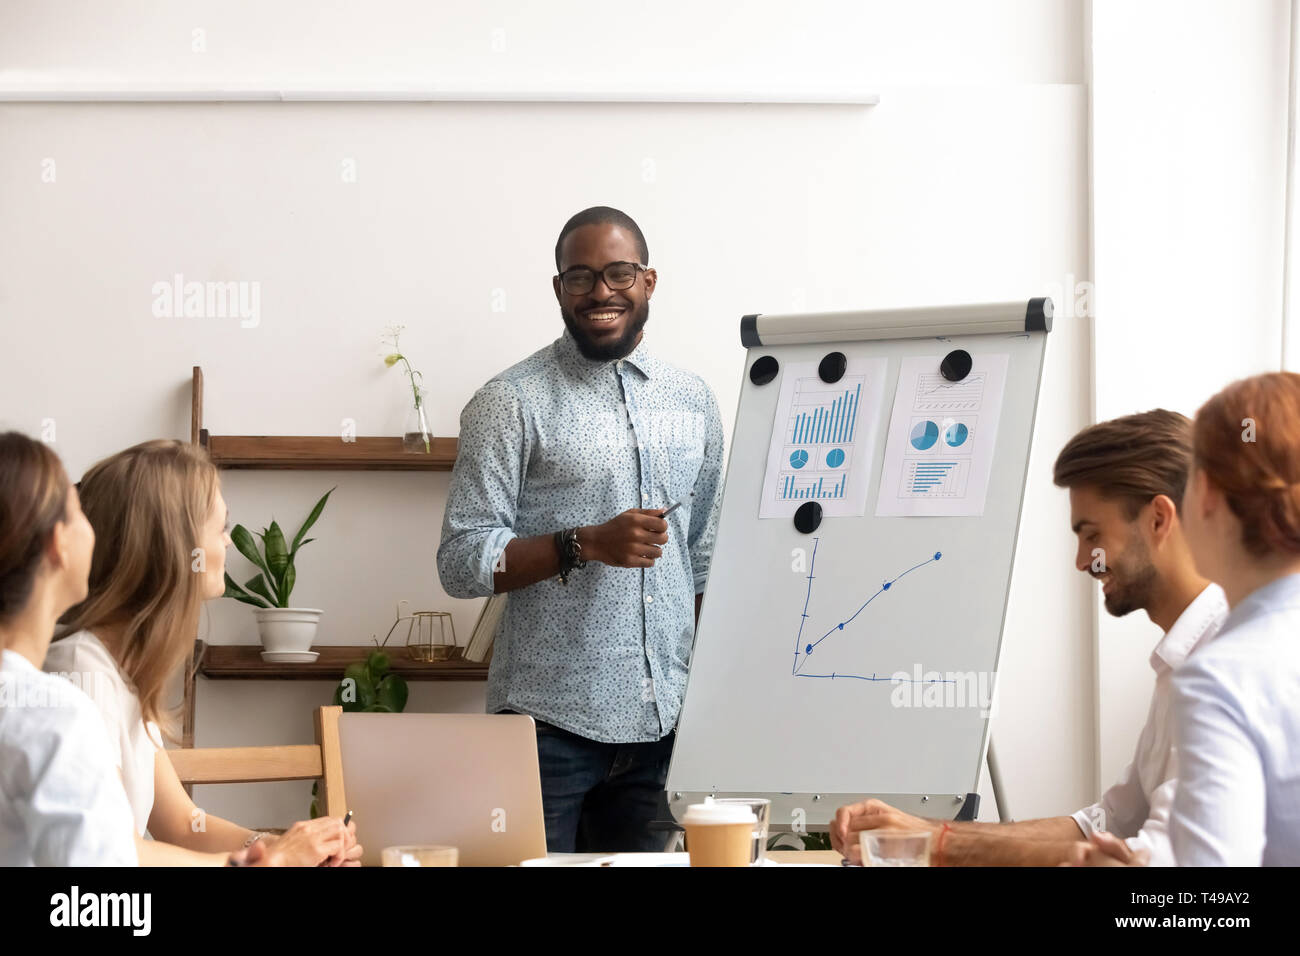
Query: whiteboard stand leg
986 738 1010 822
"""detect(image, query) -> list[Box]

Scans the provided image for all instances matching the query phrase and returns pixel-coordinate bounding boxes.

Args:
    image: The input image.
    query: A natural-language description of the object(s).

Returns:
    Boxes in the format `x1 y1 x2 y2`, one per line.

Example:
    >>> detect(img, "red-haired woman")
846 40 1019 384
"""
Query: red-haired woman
1169 372 1300 865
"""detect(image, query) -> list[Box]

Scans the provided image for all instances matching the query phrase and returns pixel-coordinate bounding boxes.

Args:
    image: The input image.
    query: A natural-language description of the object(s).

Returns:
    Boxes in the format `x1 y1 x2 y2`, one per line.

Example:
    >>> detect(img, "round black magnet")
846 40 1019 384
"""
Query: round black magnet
818 351 847 383
940 349 973 382
793 500 823 534
749 355 779 386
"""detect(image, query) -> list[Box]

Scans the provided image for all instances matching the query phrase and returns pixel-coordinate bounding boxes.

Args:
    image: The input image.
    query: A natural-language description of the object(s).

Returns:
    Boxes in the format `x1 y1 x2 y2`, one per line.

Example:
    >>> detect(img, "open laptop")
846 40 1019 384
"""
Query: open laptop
338 712 548 867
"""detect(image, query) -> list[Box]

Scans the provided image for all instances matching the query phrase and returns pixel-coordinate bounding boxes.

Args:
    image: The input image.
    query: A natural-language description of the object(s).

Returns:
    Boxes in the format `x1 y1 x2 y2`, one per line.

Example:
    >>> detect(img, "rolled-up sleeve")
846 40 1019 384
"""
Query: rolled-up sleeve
687 384 724 593
437 380 528 598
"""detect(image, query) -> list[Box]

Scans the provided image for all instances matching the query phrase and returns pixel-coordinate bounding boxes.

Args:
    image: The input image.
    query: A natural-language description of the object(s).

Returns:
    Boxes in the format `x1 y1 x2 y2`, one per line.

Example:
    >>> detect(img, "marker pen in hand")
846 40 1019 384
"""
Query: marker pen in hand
659 491 694 518
320 810 356 868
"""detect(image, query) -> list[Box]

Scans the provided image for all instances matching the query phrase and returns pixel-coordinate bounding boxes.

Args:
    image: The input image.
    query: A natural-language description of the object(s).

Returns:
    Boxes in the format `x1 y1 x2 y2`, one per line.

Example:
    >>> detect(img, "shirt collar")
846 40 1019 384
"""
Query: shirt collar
1151 582 1228 673
555 326 657 380
1222 571 1300 633
1 648 39 674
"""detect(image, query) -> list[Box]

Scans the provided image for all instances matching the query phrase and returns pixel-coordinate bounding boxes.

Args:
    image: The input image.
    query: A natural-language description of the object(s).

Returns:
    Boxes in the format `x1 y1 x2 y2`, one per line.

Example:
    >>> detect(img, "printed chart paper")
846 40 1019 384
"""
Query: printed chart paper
759 357 888 519
875 353 1009 517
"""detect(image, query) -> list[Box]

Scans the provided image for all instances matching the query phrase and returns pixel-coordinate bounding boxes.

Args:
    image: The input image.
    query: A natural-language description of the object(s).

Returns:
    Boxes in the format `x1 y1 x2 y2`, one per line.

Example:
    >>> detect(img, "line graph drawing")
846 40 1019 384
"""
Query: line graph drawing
913 371 987 412
791 537 953 684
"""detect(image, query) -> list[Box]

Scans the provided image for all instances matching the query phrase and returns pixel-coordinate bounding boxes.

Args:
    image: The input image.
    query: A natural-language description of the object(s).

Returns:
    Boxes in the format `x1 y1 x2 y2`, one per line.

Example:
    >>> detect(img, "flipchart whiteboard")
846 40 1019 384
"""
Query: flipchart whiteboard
667 301 1051 825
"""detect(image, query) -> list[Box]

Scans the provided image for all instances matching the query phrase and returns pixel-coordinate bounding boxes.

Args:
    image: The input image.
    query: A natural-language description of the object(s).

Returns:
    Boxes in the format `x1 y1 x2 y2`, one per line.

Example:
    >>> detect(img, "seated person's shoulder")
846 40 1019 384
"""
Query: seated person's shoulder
2 666 106 744
43 630 122 683
42 632 136 731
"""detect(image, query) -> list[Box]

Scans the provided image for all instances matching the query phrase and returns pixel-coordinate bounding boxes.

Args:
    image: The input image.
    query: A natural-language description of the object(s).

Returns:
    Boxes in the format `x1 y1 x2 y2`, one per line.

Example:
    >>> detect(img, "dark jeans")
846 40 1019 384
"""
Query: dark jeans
505 711 675 853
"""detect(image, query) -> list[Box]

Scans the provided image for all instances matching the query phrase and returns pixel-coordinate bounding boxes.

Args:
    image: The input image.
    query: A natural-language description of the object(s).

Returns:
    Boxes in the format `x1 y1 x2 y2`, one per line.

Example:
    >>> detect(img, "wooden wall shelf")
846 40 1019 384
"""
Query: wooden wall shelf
206 435 458 470
196 641 489 681
180 366 474 751
192 367 458 470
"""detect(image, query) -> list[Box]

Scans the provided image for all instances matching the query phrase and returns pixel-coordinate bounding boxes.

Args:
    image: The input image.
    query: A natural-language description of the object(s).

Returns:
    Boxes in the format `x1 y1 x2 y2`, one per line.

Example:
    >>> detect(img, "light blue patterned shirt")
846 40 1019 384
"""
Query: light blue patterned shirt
437 327 725 743
1171 573 1300 866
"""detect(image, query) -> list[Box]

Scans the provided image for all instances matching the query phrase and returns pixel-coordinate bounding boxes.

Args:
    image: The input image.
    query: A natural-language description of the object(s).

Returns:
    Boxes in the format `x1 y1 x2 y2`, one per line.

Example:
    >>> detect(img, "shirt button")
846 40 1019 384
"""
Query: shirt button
616 360 624 372
642 493 649 502
645 595 654 604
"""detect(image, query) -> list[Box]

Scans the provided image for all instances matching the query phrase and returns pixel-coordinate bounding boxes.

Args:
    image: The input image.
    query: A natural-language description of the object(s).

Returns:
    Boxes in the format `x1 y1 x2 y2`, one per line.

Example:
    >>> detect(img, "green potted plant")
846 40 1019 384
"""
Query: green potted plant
223 487 335 659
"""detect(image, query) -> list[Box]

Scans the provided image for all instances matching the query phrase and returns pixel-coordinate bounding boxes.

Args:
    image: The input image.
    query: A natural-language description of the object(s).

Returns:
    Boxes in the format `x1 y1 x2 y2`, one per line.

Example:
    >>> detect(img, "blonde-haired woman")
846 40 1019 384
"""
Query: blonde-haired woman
44 439 359 866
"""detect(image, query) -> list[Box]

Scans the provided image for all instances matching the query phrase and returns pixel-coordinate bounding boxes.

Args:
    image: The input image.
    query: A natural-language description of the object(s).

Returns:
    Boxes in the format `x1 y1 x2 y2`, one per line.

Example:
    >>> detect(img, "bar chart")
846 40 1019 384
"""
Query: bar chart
778 377 866 501
902 458 970 497
788 381 862 445
760 356 888 519
781 473 847 499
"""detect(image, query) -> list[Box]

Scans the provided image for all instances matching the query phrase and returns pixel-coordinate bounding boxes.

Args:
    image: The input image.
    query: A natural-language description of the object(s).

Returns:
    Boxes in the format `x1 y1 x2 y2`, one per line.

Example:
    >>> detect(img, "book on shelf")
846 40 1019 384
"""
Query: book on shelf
464 593 505 663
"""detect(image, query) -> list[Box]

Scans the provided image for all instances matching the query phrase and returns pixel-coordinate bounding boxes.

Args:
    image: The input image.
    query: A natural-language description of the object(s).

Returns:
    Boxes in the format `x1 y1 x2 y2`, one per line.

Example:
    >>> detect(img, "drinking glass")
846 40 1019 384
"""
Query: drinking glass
381 845 458 867
859 829 931 867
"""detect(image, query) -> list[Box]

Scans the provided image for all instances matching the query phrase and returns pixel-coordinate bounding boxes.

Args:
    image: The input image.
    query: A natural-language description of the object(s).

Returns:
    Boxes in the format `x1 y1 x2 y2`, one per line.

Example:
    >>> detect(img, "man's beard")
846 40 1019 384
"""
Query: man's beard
1099 532 1158 618
561 299 650 362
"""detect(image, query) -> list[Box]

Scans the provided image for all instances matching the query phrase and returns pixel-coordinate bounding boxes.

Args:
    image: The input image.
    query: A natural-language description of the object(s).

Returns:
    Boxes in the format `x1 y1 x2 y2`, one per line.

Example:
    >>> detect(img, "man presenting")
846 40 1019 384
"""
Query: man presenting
437 206 724 853
830 410 1227 865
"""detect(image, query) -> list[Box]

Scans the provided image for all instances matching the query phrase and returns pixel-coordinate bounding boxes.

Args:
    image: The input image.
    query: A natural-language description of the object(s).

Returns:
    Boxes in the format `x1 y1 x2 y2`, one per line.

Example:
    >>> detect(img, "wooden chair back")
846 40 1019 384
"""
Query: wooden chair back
167 705 347 818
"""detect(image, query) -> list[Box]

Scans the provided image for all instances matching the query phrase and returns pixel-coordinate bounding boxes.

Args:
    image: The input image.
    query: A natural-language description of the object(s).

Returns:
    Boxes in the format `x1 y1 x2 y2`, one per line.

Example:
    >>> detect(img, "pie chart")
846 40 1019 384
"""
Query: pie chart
945 423 969 447
910 420 939 451
789 449 809 469
826 448 846 468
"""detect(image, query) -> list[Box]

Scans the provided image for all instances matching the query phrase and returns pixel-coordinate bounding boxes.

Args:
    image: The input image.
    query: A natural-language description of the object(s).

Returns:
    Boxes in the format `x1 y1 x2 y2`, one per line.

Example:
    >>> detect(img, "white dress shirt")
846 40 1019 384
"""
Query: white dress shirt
0 648 137 865
43 630 163 836
1171 573 1300 866
1071 583 1228 866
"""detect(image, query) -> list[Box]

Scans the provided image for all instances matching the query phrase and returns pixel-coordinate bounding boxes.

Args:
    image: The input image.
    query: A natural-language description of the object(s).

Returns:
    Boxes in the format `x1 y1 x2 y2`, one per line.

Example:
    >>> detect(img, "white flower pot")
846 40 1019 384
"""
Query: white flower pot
253 607 323 654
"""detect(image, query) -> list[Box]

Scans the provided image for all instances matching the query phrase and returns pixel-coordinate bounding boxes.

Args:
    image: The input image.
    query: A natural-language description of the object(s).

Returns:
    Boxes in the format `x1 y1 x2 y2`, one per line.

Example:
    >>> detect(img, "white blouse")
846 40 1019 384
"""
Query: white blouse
1171 573 1300 865
43 630 163 837
0 649 137 865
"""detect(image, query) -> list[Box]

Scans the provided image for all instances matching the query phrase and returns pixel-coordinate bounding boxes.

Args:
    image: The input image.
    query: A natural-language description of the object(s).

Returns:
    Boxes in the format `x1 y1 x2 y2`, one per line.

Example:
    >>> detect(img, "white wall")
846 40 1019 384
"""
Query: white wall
1090 0 1290 789
0 0 1083 90
0 0 1091 828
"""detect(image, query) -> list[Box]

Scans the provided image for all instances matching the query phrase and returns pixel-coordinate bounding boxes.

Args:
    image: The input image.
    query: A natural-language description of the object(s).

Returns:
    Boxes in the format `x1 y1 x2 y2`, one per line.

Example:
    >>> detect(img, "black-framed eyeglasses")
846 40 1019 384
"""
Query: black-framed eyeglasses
557 261 648 296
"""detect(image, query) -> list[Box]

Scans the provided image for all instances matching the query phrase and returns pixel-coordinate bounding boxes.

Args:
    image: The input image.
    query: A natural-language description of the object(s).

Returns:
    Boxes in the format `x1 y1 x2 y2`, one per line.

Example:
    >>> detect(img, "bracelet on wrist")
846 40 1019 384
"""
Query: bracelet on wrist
555 527 587 585
935 823 952 867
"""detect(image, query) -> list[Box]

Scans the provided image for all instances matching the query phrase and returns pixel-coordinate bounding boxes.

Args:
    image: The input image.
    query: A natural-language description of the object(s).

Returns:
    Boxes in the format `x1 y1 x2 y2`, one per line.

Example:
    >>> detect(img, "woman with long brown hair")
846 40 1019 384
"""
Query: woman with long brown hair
0 431 136 865
44 439 359 866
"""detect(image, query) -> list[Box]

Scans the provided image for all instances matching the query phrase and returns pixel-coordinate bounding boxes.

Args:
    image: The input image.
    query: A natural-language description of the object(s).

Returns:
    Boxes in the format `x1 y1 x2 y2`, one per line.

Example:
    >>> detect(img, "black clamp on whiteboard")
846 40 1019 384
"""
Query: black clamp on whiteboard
953 792 980 822
749 354 779 386
793 501 822 534
818 351 847 383
940 349 972 382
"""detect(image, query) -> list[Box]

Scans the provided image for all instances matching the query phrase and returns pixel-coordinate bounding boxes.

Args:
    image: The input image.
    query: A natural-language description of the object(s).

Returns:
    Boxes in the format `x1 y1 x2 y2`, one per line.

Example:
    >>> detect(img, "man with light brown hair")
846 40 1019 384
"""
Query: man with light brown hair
830 409 1227 865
